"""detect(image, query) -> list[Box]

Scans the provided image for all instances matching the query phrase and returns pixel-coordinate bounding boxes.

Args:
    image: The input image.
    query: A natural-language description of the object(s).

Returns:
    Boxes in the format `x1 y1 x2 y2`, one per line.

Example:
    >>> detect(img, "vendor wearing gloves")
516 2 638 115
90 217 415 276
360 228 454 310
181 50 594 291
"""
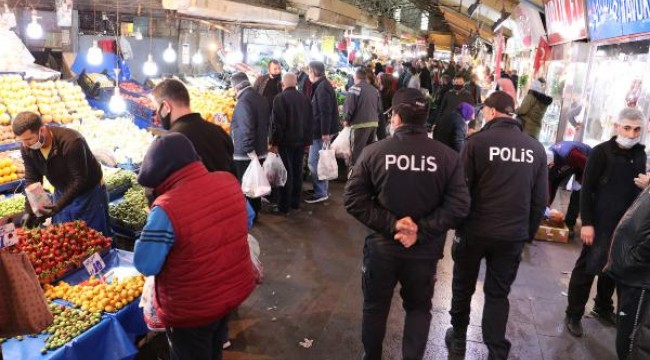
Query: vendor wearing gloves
12 111 109 234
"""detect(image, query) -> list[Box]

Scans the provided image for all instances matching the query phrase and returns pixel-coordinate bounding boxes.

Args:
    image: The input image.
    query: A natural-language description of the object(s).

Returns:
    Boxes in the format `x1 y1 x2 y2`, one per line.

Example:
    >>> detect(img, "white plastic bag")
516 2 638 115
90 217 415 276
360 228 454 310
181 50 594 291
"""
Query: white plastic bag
139 276 164 331
248 234 263 283
262 152 287 187
331 127 351 160
317 144 339 181
241 154 272 198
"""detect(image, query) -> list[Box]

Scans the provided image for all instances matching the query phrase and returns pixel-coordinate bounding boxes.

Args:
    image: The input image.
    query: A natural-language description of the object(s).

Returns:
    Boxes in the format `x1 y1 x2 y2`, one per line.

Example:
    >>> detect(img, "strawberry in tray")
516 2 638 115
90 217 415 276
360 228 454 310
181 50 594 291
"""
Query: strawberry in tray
120 82 148 96
5 220 112 284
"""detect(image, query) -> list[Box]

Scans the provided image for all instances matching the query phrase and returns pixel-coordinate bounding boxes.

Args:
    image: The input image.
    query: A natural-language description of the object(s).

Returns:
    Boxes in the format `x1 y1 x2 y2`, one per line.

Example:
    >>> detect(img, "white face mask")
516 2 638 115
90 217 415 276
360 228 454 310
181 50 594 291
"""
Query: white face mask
615 136 641 149
28 130 45 150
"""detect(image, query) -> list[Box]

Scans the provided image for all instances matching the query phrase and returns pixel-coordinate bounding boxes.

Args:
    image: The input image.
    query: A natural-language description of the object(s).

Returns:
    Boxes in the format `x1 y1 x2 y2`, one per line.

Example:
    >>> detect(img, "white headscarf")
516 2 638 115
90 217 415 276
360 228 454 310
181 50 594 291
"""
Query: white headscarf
531 78 546 93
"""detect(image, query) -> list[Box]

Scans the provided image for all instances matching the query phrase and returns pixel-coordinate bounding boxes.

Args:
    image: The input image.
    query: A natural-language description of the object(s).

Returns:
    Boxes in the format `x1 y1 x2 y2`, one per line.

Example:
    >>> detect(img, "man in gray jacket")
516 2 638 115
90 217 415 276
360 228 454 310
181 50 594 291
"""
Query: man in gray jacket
343 69 384 166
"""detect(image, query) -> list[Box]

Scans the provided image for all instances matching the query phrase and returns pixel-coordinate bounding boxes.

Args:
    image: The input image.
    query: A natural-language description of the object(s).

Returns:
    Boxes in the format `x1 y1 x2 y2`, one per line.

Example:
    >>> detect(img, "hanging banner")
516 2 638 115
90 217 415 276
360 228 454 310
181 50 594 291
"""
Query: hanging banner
533 36 552 76
587 0 650 41
544 0 587 45
321 36 335 54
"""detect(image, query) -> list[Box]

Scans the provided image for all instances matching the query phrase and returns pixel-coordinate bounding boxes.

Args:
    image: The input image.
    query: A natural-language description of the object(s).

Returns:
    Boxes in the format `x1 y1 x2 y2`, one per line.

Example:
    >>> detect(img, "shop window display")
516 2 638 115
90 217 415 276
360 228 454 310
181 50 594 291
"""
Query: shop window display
582 40 650 148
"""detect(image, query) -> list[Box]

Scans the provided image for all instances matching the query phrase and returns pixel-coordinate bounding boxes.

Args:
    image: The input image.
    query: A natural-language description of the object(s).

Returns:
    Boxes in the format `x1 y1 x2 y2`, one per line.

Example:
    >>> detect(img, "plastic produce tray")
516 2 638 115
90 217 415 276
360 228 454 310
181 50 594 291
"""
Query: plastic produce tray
0 179 24 194
126 99 155 123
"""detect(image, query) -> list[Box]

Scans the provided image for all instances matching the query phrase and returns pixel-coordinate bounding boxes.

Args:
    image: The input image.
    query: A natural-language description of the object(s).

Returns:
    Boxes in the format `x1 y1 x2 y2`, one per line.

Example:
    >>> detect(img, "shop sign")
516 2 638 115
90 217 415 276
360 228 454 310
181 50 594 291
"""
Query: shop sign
544 0 588 45
587 0 650 41
321 36 335 54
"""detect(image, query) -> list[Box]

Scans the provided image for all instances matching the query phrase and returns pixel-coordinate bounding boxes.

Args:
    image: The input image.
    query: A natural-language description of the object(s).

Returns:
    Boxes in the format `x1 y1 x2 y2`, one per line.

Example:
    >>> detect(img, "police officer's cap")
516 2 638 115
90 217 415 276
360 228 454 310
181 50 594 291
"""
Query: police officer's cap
384 88 428 114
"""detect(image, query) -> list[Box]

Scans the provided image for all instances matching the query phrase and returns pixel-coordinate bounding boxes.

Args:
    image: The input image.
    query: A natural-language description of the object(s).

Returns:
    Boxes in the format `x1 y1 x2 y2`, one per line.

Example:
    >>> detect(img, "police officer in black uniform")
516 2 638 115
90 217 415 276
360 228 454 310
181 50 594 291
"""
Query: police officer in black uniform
344 88 471 360
446 91 548 360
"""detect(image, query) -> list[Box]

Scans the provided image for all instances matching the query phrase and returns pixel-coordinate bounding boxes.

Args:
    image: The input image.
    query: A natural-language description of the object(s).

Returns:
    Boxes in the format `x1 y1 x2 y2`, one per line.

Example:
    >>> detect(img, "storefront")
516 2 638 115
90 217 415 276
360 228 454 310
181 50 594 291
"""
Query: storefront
581 0 650 148
536 0 590 147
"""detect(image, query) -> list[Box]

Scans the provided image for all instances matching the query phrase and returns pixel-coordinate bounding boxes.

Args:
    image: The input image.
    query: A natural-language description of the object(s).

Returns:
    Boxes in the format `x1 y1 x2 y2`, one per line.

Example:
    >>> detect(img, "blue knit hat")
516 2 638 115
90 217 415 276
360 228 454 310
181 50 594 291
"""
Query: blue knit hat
137 133 200 189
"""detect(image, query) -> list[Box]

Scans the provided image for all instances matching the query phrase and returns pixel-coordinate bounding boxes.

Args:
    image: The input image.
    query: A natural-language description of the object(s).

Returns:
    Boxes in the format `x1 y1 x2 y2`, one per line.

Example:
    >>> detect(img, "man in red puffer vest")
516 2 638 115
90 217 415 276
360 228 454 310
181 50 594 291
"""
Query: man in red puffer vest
134 132 255 360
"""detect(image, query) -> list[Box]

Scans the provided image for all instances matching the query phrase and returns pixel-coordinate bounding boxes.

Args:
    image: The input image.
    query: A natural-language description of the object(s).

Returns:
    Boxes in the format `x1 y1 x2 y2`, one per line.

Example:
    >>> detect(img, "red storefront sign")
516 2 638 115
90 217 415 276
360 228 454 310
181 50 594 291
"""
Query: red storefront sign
544 0 588 45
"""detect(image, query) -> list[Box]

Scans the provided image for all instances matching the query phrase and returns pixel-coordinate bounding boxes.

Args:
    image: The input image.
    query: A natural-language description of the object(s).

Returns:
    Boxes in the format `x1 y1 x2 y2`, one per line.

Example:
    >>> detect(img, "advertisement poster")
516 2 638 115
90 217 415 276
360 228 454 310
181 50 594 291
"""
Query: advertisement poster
544 0 588 45
587 0 650 41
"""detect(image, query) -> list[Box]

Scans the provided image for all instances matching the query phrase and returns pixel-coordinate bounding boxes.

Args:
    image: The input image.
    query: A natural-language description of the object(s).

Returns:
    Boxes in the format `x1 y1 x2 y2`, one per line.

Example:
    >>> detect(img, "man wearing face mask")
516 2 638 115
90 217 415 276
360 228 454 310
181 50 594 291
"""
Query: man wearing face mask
12 111 109 233
344 88 470 360
565 107 648 338
438 74 475 120
151 79 235 175
253 59 283 109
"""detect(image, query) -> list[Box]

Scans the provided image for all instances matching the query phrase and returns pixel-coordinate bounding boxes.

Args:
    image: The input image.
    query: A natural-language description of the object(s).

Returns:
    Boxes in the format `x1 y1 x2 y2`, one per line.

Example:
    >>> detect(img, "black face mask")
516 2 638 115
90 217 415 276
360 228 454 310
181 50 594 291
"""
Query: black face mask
453 84 464 91
271 74 282 80
157 103 172 130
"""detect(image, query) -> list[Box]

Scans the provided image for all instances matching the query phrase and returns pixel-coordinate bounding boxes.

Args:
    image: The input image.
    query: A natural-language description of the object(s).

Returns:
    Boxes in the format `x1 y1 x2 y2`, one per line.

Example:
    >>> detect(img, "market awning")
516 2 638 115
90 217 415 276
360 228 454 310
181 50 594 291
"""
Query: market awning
288 0 378 30
167 0 299 27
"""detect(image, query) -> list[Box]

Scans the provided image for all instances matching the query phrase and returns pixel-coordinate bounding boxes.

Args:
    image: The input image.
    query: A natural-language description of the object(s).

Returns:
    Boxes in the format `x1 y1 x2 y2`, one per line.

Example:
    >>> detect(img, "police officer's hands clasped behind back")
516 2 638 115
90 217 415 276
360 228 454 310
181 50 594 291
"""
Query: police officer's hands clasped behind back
344 88 470 360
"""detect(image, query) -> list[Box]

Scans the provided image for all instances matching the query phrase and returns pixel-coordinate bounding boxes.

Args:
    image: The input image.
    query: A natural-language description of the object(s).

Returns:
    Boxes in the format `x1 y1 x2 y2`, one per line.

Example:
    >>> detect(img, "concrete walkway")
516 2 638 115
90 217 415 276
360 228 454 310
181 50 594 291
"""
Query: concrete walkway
224 182 617 360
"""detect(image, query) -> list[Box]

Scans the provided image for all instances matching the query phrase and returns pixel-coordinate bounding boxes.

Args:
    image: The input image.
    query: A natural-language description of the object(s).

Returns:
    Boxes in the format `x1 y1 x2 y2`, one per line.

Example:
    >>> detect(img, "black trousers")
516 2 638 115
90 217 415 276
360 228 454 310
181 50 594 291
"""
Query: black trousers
278 146 305 213
234 159 262 216
351 127 377 167
566 245 616 320
361 247 437 360
616 284 649 360
165 316 229 360
449 235 526 360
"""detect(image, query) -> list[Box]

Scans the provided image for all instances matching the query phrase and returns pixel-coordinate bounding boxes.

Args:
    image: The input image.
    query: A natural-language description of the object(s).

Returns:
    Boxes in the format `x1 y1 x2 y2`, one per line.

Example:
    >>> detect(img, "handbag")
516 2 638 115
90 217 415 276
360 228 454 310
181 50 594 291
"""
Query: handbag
0 251 53 337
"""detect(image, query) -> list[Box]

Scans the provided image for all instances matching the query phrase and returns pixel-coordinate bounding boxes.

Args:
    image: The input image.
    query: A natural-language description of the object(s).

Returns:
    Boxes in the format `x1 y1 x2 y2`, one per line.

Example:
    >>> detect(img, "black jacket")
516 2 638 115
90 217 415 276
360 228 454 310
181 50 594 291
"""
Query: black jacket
439 87 475 118
344 125 470 259
420 67 432 92
343 80 383 126
231 87 271 159
459 117 548 242
311 77 339 140
22 126 102 214
606 186 650 289
253 74 282 109
170 113 235 174
433 110 468 152
270 87 314 148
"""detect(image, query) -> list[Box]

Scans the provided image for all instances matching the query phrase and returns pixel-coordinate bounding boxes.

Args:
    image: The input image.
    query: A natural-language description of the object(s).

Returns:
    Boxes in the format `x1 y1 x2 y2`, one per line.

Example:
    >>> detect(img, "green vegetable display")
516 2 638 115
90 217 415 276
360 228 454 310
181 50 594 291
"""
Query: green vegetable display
105 170 136 192
109 185 148 229
0 194 25 218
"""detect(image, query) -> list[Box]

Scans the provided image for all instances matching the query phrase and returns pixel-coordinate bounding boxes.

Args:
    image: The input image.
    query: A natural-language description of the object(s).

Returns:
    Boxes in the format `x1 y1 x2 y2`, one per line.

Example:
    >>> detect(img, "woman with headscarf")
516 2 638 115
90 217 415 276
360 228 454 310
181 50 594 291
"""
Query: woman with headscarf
516 78 553 140
433 102 475 152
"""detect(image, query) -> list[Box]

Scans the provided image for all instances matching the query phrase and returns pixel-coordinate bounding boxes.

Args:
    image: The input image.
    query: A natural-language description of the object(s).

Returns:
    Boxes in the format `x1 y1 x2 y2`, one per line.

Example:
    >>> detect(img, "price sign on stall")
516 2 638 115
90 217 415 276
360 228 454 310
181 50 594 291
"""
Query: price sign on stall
0 222 17 249
83 252 106 276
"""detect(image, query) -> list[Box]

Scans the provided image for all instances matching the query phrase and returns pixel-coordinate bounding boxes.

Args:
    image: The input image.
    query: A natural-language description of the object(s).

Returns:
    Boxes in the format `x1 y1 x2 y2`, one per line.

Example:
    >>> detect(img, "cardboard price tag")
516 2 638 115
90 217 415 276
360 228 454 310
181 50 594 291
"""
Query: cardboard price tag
0 222 17 249
83 252 106 276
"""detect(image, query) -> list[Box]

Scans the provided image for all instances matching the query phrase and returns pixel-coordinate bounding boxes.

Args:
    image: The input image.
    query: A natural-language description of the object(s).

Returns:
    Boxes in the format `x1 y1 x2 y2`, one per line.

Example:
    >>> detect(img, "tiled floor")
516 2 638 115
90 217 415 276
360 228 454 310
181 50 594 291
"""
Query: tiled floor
220 182 617 360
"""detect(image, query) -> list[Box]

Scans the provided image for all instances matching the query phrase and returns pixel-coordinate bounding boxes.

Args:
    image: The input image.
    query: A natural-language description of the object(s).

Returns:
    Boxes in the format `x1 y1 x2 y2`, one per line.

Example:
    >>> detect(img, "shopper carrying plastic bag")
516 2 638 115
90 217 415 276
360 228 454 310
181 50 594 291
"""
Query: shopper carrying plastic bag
242 153 272 198
262 152 288 187
317 143 339 181
248 234 263 283
331 126 352 160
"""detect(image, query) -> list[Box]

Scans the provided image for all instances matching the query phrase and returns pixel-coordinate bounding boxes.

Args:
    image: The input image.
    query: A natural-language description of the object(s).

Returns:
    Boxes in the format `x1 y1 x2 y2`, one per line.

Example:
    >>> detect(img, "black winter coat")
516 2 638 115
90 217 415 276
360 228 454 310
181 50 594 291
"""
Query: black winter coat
459 118 548 242
270 88 313 148
606 186 650 289
343 125 470 259
311 77 339 140
231 88 271 159
433 110 467 152
580 138 646 274
439 88 475 118
170 113 235 174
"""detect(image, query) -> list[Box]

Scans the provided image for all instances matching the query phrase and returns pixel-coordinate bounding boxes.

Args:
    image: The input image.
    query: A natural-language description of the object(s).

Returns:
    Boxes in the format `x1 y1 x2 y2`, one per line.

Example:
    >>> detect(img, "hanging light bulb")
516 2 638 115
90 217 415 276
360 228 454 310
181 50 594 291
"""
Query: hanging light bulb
26 9 43 39
163 42 177 63
143 54 158 76
87 40 104 65
192 50 203 64
208 42 218 52
109 87 127 114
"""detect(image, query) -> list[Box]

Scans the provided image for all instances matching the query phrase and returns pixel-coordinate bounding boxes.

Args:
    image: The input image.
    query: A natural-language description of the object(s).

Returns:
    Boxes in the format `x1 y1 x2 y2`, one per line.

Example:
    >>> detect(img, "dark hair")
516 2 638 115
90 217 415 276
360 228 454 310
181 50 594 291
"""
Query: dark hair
268 59 281 68
395 103 428 126
12 112 42 136
355 69 367 80
379 73 393 93
467 120 476 129
441 74 451 84
308 61 325 77
454 74 465 80
152 79 190 107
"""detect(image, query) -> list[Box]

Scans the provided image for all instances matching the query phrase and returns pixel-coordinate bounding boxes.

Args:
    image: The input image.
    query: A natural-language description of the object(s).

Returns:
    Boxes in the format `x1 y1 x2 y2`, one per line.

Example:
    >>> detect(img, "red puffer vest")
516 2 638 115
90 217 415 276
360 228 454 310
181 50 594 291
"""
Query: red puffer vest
152 162 255 328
